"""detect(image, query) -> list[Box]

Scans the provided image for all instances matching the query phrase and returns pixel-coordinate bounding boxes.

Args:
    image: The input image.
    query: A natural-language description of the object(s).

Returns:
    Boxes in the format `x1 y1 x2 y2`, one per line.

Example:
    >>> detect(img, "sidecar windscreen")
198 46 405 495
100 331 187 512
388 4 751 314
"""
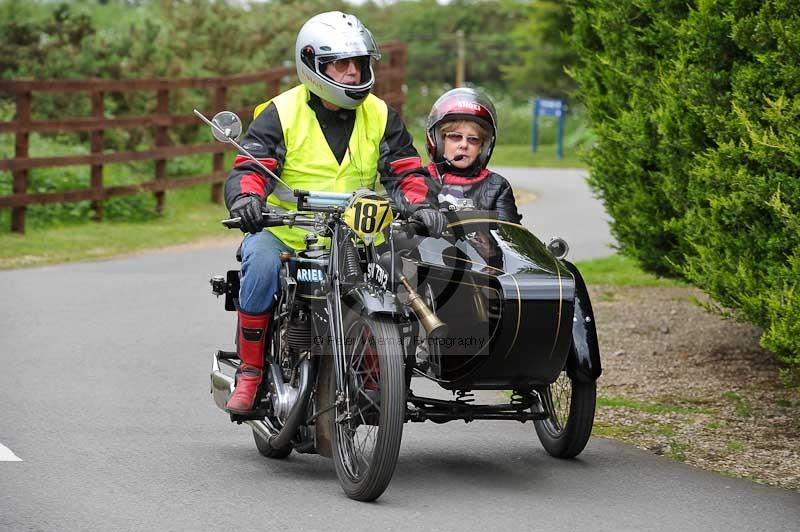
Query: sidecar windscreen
418 217 561 277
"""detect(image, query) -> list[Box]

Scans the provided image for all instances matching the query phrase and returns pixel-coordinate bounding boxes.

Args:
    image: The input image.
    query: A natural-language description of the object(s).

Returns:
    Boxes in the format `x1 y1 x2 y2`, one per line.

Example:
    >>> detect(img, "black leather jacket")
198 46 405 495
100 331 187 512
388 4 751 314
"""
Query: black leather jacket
385 163 522 224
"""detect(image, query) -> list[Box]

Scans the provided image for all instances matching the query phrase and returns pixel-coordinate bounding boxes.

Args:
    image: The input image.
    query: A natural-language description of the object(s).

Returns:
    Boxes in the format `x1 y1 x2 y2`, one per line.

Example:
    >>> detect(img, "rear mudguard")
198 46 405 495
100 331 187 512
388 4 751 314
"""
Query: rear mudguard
562 261 602 383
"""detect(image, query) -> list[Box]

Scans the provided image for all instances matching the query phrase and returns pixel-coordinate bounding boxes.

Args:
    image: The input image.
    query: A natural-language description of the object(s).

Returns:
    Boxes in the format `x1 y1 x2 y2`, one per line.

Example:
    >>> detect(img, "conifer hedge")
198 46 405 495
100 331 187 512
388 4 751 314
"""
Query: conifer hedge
570 0 800 375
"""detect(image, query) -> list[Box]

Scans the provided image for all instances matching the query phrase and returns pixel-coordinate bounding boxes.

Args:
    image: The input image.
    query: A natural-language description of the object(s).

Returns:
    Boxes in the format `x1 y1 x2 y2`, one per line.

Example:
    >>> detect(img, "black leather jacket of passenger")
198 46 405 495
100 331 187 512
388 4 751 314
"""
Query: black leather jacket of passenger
386 162 522 224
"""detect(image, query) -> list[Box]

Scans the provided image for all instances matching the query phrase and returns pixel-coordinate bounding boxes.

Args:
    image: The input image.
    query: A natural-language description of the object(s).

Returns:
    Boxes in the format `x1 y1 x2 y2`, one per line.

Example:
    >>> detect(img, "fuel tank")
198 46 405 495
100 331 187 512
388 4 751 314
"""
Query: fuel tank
289 249 329 300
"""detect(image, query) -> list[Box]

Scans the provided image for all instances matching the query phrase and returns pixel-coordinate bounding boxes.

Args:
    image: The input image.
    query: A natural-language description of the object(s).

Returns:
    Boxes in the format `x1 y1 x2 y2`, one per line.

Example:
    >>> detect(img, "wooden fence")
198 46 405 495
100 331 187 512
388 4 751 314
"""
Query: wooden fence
0 43 407 233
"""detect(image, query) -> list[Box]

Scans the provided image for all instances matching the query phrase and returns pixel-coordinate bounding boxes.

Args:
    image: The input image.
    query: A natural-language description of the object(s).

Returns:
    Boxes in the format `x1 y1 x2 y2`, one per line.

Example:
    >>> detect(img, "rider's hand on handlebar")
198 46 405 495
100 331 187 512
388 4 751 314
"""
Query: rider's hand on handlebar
410 207 448 238
229 193 264 234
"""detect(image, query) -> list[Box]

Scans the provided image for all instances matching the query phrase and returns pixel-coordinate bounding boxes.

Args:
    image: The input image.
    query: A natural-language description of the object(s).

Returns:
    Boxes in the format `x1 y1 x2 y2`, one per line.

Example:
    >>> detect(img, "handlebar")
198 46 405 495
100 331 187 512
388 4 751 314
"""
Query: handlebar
221 189 447 238
221 211 317 230
221 210 429 238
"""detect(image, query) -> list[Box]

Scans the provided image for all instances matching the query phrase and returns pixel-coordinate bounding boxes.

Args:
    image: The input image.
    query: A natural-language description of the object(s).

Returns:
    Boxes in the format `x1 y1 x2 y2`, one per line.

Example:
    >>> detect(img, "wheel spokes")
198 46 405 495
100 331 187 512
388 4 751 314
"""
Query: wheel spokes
336 318 384 481
546 371 572 431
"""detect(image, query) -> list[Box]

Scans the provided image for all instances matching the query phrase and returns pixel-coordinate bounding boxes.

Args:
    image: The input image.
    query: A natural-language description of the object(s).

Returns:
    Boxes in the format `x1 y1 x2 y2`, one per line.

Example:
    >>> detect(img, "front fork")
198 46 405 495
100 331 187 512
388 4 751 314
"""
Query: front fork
328 276 351 422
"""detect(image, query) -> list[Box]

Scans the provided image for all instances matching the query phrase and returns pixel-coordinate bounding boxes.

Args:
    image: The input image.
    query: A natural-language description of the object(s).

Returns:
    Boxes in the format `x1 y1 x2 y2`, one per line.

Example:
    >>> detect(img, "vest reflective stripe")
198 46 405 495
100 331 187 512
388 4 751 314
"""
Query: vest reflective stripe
255 85 388 250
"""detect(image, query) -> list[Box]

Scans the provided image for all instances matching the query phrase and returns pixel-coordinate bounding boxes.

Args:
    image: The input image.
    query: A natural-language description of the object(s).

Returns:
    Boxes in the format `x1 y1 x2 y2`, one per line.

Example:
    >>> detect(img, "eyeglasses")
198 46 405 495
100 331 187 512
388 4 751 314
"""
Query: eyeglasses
444 132 483 146
324 57 364 73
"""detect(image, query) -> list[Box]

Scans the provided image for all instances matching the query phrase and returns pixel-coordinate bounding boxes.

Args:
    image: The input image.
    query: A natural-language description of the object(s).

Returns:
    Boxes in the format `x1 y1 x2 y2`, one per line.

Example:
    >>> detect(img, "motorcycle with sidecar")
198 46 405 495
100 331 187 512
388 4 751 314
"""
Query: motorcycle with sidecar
200 110 602 502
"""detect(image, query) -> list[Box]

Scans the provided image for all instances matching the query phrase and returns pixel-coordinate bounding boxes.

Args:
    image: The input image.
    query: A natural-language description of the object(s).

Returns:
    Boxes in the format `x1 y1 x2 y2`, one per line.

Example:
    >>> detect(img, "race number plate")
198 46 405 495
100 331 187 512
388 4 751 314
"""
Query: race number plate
343 194 393 243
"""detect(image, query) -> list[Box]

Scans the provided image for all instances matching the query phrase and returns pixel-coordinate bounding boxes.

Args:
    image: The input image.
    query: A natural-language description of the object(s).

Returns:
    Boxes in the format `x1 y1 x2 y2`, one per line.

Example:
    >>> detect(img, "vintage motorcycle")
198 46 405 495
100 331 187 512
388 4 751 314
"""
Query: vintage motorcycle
199 110 602 502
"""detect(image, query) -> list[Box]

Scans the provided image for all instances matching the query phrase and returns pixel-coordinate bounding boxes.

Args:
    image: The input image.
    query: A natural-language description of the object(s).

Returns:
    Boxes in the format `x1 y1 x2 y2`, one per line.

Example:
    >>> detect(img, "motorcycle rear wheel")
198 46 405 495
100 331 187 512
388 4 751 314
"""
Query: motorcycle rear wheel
534 370 596 458
329 314 405 502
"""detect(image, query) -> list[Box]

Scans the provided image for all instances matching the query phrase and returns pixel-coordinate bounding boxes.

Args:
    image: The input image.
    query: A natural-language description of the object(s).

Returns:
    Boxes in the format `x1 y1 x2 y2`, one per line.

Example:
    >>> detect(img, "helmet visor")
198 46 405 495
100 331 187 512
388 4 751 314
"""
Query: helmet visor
315 25 380 64
317 54 377 89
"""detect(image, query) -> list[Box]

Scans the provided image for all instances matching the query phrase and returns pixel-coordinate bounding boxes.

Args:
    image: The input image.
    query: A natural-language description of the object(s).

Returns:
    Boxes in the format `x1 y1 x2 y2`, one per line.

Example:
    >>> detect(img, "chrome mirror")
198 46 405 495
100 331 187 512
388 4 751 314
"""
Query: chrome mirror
210 111 242 143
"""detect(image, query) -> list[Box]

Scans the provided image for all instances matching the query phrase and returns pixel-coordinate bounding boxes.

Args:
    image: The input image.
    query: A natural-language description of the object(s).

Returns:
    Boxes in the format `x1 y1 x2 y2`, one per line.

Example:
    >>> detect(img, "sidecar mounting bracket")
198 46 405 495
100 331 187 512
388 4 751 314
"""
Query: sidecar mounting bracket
405 393 548 424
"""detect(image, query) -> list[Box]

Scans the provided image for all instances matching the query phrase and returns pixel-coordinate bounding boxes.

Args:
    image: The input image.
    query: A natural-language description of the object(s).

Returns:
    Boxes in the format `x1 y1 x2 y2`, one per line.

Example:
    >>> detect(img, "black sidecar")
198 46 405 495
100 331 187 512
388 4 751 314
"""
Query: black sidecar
395 212 601 458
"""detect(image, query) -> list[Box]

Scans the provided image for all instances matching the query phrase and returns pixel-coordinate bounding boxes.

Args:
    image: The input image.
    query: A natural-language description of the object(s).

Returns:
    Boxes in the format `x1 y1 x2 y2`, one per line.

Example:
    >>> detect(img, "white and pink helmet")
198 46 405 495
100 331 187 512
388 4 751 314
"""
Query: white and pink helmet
426 87 498 169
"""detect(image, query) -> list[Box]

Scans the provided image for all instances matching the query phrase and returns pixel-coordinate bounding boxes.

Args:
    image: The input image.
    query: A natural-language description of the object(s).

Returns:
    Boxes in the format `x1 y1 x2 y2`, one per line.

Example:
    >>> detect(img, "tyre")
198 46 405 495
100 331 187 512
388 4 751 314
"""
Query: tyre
534 370 596 458
329 314 405 501
252 424 292 459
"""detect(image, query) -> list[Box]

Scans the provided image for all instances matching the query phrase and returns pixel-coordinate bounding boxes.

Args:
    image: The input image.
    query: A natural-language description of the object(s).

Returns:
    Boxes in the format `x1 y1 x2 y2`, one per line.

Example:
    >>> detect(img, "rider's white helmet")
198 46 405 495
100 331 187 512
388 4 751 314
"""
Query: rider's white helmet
295 12 381 110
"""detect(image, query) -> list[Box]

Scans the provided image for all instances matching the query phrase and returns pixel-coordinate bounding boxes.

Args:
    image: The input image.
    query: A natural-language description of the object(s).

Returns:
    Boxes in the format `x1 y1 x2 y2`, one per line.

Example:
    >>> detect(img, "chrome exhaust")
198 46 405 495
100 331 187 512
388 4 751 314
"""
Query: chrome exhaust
265 357 313 450
210 351 300 418
210 352 235 410
267 360 298 420
210 351 315 451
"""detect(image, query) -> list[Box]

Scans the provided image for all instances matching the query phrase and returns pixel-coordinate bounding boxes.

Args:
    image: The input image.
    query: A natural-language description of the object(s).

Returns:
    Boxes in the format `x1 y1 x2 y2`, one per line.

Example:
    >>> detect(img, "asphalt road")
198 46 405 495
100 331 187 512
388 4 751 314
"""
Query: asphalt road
494 166 616 261
2 170 797 531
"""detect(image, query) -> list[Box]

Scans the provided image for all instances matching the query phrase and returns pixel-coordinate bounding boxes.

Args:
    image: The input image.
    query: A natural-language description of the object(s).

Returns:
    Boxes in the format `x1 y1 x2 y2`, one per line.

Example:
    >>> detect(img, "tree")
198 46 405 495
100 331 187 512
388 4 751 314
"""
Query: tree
570 0 800 376
502 0 577 101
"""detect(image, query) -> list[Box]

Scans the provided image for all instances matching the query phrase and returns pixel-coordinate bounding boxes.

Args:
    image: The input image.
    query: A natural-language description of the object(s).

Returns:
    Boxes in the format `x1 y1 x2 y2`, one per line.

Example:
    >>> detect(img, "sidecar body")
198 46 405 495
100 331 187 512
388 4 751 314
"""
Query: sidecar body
399 213 600 391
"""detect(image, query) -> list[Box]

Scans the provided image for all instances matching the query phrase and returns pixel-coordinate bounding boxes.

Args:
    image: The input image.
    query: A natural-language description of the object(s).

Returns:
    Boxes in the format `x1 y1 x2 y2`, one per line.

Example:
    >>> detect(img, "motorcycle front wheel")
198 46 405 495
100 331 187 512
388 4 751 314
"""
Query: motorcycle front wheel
534 370 596 458
329 314 405 501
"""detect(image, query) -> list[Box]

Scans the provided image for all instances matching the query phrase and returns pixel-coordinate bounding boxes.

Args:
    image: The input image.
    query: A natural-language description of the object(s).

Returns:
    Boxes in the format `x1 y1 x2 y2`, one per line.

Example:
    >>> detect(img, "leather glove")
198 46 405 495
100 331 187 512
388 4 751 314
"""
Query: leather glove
410 207 448 238
229 194 264 234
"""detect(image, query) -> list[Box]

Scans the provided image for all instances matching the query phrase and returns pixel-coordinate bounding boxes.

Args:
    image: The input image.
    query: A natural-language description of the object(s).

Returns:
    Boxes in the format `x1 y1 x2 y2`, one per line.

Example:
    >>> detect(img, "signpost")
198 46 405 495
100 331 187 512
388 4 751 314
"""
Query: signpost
532 98 567 160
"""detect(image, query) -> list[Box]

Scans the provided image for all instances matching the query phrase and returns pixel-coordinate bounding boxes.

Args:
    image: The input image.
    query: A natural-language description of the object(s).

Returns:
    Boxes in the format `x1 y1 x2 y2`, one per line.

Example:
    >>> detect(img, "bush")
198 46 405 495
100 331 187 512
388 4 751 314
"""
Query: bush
570 0 800 374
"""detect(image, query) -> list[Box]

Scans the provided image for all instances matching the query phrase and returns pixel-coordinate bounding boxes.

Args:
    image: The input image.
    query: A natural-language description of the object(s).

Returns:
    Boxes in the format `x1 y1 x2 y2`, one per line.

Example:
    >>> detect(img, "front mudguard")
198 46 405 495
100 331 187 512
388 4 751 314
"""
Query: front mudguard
314 285 405 459
562 261 602 383
341 286 405 319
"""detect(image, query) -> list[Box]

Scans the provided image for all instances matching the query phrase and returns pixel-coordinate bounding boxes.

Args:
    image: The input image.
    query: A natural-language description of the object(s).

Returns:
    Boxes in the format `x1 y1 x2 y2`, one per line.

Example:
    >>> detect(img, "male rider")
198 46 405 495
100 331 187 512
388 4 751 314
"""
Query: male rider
223 11 448 415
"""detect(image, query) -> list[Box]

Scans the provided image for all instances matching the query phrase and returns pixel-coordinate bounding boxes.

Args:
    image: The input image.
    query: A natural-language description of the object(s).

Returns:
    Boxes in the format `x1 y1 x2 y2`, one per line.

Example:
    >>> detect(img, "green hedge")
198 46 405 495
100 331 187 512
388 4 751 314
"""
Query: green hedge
570 0 800 375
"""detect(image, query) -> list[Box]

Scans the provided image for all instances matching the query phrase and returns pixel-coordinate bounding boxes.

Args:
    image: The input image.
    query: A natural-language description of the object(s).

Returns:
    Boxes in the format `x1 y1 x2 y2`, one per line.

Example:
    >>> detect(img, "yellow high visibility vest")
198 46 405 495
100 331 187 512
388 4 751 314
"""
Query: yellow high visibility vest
253 85 388 250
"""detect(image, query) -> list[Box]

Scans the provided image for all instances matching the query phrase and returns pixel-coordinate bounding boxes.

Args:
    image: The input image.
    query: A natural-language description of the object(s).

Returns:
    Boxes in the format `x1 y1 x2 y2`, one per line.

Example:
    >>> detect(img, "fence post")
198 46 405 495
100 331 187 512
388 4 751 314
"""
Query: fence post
268 78 280 100
154 88 169 213
393 45 406 118
11 89 31 233
211 86 227 204
91 87 105 221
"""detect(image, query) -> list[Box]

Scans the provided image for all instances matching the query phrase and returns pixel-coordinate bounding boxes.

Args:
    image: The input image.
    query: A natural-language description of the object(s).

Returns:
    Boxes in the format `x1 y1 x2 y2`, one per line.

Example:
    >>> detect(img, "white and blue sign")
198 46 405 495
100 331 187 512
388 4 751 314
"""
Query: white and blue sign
532 98 567 160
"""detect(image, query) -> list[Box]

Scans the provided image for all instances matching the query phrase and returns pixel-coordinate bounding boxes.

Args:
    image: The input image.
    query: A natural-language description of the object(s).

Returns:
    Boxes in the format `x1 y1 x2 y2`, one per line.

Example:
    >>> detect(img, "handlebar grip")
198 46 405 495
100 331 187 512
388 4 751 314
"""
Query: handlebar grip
393 218 425 238
220 212 286 230
221 217 242 229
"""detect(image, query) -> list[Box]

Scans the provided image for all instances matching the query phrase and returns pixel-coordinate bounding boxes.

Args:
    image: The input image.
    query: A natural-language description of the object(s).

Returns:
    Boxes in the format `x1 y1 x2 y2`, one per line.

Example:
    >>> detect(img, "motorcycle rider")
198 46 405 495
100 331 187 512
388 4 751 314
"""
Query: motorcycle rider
222 11 448 416
389 87 521 224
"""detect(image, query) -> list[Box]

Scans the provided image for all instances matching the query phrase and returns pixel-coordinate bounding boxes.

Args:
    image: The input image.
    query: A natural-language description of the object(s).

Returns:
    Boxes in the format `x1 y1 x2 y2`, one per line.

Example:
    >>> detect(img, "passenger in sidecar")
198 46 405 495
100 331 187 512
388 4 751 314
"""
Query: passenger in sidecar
383 87 521 226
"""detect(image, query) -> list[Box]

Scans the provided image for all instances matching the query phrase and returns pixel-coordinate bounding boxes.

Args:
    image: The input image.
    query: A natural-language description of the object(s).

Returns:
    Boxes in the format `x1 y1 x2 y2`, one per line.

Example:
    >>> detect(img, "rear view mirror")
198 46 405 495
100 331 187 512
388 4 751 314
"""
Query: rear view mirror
210 111 242 143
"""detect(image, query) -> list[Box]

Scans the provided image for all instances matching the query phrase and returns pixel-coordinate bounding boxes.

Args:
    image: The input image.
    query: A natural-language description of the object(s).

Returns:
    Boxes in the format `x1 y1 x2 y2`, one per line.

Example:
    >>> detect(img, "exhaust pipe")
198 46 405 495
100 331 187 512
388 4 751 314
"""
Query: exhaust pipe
210 351 315 451
210 351 235 410
263 357 313 450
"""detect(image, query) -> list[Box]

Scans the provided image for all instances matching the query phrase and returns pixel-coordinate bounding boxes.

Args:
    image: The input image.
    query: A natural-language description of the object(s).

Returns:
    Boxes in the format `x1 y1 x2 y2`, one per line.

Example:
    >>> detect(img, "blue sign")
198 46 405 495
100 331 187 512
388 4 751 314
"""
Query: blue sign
537 98 565 117
532 98 567 160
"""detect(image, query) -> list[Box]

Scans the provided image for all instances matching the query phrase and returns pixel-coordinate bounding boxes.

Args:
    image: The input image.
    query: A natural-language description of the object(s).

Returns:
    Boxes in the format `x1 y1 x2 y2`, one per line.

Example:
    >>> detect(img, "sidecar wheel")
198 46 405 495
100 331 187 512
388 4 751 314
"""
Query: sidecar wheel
534 371 596 458
330 314 405 502
252 427 292 459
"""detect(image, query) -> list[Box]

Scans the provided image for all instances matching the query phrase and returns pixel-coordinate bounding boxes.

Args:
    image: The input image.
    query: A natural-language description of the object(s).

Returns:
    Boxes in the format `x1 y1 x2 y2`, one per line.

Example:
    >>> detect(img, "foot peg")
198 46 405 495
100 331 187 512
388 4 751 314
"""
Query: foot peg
217 350 239 361
229 409 268 424
227 394 272 423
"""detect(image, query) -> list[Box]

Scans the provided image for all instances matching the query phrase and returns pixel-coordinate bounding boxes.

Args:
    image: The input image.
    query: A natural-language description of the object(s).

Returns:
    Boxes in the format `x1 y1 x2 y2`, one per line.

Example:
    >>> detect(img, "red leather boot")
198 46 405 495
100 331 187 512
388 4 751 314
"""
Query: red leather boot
226 311 270 415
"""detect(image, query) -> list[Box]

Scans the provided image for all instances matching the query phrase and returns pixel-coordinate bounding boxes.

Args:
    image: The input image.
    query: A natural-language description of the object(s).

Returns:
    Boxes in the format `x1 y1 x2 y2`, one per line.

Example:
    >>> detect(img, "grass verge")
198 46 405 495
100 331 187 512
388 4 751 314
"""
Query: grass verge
575 255 683 287
0 185 235 269
491 143 585 168
0 142 586 269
